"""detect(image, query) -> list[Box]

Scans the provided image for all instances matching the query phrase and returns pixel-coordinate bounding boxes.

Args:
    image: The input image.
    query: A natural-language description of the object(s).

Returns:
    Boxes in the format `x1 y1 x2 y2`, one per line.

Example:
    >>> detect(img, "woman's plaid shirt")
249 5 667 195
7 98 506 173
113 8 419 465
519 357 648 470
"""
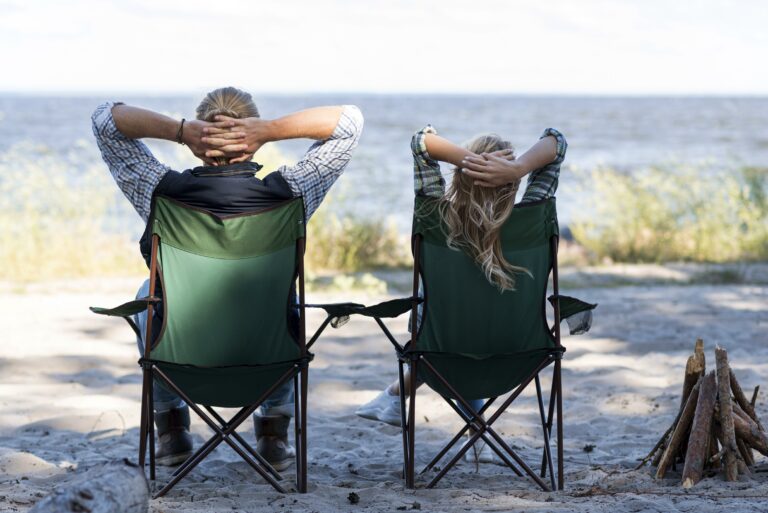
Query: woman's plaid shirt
411 125 567 202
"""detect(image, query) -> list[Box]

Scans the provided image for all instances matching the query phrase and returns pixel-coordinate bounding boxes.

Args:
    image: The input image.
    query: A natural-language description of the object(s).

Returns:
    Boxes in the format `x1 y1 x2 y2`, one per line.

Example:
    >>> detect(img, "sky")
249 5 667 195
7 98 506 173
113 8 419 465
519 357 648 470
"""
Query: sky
1 0 766 95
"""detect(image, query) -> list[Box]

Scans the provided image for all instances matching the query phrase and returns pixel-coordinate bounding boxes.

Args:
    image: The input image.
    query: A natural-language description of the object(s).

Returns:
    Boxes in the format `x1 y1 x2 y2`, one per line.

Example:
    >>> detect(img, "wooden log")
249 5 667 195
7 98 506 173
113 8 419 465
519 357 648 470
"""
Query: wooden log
656 378 701 479
681 339 706 410
732 404 768 456
677 340 706 462
712 417 750 479
637 410 681 470
682 371 717 488
750 385 760 408
29 461 148 513
715 346 739 481
708 428 720 469
737 437 755 467
730 368 765 432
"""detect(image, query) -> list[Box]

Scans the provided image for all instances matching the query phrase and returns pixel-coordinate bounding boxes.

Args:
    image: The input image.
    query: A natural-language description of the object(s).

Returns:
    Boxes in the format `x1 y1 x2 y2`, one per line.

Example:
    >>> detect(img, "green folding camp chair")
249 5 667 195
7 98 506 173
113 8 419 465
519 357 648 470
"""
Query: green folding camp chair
90 196 346 497
314 196 596 491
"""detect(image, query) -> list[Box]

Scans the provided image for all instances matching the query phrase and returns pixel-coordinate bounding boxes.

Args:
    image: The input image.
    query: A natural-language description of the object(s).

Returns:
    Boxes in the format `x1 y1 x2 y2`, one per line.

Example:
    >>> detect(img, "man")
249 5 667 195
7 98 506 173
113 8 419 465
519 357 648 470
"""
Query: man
92 87 363 470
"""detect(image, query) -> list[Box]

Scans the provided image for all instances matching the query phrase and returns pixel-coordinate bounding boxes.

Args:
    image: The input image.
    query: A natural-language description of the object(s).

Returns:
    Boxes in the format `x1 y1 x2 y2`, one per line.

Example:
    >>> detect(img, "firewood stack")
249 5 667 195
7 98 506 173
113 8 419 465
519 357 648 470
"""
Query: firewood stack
638 339 766 487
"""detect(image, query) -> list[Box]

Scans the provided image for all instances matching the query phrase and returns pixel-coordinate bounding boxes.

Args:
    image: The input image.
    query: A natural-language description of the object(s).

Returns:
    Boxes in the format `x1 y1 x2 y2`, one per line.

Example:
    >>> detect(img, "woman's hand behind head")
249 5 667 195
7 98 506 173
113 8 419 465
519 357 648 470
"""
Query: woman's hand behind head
461 149 525 187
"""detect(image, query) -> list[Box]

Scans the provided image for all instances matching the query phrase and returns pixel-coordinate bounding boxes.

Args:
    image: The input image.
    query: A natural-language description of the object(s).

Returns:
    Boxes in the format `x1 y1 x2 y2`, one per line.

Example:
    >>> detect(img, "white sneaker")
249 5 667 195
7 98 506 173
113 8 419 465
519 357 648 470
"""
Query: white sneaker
463 437 495 464
355 390 402 427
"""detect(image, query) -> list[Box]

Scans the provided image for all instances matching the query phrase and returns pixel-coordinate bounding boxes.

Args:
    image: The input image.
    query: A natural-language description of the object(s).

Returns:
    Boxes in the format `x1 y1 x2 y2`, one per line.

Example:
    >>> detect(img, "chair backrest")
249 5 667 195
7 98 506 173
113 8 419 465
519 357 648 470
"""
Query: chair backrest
148 196 305 368
411 196 560 399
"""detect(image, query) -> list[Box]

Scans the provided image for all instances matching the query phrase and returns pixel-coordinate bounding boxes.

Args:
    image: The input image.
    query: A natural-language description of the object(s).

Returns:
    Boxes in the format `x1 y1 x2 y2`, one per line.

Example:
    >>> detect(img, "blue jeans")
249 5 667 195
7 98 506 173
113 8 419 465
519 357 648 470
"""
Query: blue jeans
457 399 485 421
134 280 294 415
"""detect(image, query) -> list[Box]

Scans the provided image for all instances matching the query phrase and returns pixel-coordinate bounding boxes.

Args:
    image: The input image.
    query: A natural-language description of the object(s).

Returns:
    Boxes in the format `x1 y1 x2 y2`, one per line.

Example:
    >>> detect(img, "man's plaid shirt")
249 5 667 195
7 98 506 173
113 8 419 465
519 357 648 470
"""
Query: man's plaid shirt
411 125 567 202
92 102 364 222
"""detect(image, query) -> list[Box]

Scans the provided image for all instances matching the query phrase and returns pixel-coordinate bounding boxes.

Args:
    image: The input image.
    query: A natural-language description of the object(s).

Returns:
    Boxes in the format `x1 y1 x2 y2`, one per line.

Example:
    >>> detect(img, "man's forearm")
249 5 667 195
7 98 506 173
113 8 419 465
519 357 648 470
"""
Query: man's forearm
265 106 344 142
112 104 180 141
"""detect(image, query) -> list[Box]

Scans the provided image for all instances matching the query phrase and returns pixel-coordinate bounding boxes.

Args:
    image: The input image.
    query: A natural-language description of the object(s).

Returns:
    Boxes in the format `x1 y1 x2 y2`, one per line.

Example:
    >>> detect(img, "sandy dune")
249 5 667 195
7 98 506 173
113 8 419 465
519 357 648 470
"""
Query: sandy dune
0 278 766 512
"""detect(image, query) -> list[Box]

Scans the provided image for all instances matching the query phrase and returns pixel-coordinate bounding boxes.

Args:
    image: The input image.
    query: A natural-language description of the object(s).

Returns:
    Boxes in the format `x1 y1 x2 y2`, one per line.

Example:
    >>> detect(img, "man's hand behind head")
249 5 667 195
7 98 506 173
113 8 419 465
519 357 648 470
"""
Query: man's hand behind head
182 119 221 166
202 116 268 164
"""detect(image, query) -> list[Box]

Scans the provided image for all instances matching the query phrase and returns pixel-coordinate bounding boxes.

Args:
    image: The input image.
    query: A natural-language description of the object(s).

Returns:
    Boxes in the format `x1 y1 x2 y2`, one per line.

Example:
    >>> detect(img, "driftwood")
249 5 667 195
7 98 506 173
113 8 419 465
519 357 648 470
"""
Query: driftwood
656 378 701 479
29 461 148 513
732 404 768 456
681 371 717 488
648 340 765 487
731 369 765 431
715 346 739 481
681 339 706 410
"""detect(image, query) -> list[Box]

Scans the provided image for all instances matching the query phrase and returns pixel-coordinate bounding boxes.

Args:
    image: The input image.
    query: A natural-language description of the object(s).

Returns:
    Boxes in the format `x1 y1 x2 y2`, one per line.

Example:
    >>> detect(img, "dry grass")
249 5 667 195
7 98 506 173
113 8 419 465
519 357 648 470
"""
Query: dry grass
0 144 145 282
570 165 768 263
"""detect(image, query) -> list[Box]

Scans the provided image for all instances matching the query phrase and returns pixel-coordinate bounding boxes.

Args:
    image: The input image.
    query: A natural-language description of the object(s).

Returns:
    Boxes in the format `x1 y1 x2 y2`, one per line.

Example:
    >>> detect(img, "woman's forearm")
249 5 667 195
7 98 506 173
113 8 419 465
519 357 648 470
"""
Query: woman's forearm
112 104 180 141
514 136 558 176
424 133 475 168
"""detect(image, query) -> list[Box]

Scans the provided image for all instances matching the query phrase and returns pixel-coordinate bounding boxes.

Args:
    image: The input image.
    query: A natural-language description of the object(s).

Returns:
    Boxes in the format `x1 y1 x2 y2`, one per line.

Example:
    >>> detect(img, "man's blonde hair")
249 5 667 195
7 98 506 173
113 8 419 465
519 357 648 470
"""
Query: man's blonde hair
196 87 259 166
438 134 530 291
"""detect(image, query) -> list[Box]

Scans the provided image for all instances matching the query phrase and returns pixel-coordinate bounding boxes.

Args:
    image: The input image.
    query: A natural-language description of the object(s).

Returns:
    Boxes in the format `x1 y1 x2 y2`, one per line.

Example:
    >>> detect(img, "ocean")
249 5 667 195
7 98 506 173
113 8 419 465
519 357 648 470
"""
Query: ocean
1 94 766 234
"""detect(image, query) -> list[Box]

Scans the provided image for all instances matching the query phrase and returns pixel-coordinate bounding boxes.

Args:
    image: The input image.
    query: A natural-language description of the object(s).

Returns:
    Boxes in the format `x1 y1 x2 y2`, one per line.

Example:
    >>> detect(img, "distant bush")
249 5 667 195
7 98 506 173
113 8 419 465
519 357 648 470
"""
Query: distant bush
570 165 768 263
0 144 146 281
0 142 411 282
305 200 411 272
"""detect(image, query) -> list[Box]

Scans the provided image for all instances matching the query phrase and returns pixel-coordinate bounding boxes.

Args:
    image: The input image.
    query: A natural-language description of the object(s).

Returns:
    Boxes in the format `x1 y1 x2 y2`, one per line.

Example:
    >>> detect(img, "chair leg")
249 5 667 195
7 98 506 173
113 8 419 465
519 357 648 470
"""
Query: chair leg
406 357 418 489
293 374 302 491
398 360 409 479
556 359 564 491
299 365 309 493
148 374 156 481
535 375 555 489
541 367 558 477
138 368 149 471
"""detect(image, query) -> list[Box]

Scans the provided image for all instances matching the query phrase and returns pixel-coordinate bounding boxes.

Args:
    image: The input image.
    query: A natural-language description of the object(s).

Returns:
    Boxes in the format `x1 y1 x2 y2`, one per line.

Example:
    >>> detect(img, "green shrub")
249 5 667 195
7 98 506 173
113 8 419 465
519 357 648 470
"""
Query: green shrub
305 199 411 273
570 165 768 263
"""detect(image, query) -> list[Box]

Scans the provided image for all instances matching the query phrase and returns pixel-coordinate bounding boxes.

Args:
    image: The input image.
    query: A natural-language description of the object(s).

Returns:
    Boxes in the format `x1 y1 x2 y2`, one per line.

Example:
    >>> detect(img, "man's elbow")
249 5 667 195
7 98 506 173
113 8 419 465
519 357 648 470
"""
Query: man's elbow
91 102 112 138
343 105 364 138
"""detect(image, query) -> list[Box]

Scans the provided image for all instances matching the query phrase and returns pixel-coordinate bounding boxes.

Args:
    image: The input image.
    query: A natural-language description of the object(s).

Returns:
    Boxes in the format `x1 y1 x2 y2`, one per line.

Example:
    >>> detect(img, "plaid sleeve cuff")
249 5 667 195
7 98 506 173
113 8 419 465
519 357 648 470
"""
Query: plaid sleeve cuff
330 105 364 142
411 125 438 165
91 101 126 140
540 128 567 164
411 125 444 198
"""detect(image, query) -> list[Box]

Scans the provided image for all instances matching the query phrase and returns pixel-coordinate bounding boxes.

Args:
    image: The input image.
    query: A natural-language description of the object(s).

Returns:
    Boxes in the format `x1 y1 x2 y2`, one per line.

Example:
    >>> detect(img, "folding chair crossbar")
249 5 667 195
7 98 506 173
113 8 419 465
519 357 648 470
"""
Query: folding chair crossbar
146 363 303 497
419 395 523 477
432 394 523 478
412 354 556 490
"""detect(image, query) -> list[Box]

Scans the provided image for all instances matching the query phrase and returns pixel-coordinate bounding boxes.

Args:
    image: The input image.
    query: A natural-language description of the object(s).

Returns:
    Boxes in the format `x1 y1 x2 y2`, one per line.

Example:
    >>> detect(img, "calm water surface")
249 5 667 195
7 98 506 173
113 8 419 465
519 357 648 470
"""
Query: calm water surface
1 94 766 232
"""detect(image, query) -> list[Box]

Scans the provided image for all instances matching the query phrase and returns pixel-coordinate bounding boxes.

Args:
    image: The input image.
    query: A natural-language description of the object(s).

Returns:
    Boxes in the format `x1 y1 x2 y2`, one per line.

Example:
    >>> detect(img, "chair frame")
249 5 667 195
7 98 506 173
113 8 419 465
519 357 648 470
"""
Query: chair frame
135 234 336 497
371 233 565 491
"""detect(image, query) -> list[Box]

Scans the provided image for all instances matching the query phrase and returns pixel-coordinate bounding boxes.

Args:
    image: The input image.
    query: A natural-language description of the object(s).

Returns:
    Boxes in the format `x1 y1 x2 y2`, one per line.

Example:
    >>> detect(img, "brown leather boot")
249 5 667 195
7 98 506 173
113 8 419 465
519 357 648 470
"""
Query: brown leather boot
154 407 193 466
253 414 295 471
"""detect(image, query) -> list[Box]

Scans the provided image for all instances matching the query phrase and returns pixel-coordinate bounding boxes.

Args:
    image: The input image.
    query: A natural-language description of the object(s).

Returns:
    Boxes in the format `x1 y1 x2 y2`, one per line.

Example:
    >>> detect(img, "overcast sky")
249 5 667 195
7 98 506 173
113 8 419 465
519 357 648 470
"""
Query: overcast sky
1 0 766 95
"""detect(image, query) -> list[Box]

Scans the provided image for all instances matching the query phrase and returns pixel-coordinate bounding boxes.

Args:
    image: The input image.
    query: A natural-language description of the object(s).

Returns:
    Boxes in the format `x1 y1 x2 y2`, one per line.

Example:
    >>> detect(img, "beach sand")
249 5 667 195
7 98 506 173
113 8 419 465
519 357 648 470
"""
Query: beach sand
0 276 766 512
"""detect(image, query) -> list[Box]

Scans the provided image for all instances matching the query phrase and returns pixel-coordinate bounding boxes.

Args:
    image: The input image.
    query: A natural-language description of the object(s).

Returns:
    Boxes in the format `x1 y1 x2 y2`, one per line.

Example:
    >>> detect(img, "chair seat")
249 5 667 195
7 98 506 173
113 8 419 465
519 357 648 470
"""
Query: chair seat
414 350 559 401
152 358 310 408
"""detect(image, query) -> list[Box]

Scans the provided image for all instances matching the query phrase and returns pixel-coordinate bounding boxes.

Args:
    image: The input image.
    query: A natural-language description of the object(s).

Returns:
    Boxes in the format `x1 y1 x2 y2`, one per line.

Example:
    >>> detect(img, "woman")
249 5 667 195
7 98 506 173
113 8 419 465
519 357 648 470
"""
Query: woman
355 124 567 463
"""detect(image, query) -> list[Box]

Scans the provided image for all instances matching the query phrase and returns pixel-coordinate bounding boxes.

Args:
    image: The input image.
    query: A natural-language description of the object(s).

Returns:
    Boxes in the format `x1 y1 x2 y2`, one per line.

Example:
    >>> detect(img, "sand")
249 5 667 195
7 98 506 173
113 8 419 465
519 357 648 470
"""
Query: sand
0 276 766 512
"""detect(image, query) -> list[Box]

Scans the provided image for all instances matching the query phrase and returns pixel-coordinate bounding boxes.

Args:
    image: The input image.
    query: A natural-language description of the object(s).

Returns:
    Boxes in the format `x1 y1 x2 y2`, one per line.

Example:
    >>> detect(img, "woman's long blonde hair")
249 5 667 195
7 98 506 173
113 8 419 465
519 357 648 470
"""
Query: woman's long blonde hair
438 134 529 291
196 87 259 166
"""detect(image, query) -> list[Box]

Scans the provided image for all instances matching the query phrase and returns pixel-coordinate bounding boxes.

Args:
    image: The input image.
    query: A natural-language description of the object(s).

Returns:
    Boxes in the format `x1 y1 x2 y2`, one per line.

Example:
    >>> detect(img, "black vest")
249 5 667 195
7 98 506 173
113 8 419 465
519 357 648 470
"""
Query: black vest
139 162 295 263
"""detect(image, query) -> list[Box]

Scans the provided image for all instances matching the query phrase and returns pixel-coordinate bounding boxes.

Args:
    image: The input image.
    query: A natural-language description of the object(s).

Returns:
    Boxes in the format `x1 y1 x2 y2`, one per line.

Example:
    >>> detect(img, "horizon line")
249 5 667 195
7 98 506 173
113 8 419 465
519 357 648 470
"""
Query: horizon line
2 90 768 99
